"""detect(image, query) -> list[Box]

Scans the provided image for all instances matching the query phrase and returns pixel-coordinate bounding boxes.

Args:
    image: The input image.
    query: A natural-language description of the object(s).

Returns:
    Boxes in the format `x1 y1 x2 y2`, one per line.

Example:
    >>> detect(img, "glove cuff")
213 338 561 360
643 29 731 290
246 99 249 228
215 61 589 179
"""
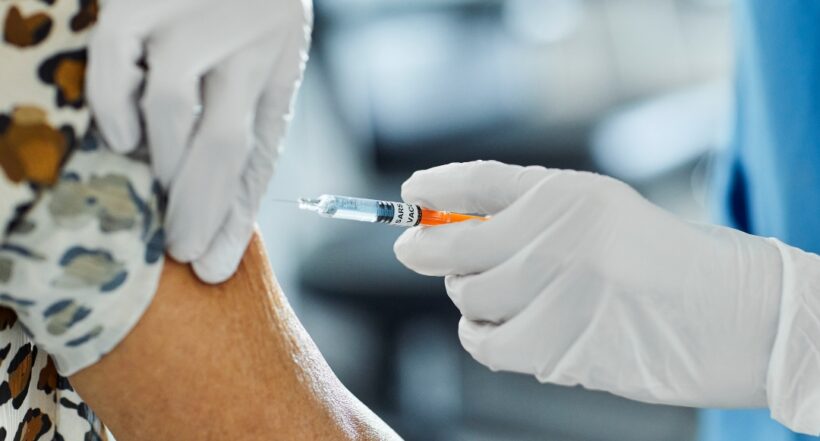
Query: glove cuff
767 238 820 435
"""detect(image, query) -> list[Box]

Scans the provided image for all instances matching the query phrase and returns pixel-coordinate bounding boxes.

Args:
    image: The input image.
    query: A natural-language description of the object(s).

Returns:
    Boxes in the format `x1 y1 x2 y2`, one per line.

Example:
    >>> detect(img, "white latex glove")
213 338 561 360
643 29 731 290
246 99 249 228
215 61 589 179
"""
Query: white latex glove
87 0 312 283
395 160 820 434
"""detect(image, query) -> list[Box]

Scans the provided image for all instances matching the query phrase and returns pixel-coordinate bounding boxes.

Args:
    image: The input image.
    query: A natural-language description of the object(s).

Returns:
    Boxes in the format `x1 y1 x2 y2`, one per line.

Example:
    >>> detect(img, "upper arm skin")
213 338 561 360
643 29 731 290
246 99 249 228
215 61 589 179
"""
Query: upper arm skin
69 232 400 441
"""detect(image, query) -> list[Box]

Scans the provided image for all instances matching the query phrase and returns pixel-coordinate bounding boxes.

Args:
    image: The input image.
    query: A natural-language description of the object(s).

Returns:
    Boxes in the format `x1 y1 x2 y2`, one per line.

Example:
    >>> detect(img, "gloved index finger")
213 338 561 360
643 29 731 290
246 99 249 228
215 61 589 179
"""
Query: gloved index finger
192 24 310 284
401 160 555 215
165 39 276 263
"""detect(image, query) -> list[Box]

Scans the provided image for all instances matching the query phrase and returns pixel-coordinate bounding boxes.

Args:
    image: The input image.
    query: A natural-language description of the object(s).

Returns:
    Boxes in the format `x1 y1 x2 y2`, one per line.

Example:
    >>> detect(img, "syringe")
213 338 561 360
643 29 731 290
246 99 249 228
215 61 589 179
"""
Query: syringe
295 194 487 227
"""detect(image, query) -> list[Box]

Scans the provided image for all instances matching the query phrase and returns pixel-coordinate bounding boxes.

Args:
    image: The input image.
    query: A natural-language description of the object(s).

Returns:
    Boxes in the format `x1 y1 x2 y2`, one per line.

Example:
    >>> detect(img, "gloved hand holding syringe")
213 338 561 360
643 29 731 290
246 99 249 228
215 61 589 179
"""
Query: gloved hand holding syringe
273 194 487 227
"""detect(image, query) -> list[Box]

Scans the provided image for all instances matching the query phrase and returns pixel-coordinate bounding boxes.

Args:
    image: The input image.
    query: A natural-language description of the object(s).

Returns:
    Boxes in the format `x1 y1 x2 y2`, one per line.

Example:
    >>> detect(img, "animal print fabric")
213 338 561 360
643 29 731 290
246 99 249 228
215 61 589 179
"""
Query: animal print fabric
0 309 111 440
0 0 166 438
1 133 164 374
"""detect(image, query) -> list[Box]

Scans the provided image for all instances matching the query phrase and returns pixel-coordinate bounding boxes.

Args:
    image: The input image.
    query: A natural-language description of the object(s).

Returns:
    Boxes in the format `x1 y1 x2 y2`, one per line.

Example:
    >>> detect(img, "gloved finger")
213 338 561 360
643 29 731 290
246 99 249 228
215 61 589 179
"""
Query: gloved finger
140 5 290 187
394 207 528 277
165 40 275 263
401 160 555 215
444 232 561 323
395 220 493 276
191 204 256 284
459 276 607 382
191 23 310 282
86 6 147 153
191 83 296 283
191 141 278 283
180 18 307 278
140 50 201 188
253 19 311 172
460 316 561 378
191 140 272 284
457 318 501 369
191 109 281 283
459 317 540 375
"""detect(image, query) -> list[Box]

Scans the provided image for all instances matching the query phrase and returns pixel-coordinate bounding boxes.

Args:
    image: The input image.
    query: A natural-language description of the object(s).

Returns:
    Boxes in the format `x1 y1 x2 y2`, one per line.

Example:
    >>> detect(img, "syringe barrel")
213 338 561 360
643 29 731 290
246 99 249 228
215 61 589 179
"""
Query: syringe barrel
316 195 422 226
300 194 488 226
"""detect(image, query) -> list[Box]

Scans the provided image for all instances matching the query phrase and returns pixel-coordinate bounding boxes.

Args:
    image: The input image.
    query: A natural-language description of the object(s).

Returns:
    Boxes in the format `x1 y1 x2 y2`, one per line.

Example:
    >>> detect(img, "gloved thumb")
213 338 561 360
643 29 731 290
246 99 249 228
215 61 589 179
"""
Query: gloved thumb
401 160 554 215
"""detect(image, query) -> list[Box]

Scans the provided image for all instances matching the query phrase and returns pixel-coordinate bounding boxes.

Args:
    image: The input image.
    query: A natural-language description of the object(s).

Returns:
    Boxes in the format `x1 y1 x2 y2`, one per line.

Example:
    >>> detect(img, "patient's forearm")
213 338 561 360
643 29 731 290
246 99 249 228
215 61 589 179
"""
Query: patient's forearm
69 233 399 440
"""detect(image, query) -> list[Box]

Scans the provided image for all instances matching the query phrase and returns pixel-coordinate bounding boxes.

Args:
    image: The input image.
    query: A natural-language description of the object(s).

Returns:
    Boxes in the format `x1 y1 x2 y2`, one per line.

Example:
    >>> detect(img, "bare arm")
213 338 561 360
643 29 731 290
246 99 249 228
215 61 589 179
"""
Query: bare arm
70 233 400 440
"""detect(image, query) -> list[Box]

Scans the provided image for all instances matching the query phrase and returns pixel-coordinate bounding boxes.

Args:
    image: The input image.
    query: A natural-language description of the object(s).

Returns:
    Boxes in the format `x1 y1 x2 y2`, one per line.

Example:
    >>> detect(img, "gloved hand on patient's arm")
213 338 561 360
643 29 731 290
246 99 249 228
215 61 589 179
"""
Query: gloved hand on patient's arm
394 160 820 435
87 0 312 284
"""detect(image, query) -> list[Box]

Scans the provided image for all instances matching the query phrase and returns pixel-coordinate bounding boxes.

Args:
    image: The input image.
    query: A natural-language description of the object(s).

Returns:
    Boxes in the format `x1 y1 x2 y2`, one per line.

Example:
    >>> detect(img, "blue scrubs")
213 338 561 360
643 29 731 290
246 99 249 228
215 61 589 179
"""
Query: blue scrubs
702 1 820 440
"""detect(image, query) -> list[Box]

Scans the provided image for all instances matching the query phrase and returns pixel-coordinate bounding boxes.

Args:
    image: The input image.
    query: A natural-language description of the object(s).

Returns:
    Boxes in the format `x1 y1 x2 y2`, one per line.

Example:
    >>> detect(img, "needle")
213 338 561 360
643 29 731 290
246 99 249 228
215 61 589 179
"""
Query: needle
269 198 298 204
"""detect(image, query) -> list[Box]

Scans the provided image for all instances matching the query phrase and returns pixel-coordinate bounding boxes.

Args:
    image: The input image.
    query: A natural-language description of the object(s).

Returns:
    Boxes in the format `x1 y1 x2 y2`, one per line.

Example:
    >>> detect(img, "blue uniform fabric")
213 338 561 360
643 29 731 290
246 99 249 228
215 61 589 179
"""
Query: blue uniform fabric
703 0 820 440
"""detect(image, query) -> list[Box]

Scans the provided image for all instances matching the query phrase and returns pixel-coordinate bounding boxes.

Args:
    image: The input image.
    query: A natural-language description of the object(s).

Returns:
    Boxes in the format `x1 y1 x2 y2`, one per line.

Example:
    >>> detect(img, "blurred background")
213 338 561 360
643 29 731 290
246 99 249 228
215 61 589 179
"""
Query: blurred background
259 0 733 439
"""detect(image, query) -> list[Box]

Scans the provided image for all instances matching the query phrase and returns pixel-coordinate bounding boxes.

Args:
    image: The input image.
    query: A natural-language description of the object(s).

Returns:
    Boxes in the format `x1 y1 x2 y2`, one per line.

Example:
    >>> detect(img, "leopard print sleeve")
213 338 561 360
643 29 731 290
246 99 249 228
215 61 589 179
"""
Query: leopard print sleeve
1 0 165 370
0 0 92 224
0 0 165 438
